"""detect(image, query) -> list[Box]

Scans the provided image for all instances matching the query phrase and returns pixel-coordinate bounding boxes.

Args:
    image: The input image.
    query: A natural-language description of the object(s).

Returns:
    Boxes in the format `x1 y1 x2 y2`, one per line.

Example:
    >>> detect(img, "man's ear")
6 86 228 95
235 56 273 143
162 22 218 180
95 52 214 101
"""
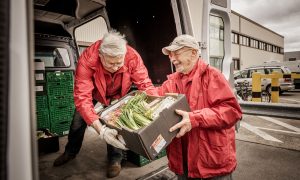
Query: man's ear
191 49 198 58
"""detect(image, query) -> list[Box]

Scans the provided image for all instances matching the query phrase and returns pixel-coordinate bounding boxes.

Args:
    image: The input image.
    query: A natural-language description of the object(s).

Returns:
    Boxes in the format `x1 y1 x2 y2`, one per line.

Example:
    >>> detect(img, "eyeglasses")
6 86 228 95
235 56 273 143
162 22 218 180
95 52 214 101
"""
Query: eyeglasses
100 54 124 68
168 48 192 58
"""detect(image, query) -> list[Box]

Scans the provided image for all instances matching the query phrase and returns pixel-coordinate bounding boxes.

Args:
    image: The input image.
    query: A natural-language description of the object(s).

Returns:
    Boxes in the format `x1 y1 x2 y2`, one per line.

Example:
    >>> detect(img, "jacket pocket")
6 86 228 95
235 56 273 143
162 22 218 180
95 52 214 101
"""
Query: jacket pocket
199 129 230 168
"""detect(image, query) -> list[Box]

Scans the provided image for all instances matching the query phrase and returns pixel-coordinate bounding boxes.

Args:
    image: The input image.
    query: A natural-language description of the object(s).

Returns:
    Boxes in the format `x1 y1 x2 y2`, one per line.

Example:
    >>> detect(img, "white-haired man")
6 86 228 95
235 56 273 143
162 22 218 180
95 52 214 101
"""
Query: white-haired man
156 34 242 179
53 30 156 178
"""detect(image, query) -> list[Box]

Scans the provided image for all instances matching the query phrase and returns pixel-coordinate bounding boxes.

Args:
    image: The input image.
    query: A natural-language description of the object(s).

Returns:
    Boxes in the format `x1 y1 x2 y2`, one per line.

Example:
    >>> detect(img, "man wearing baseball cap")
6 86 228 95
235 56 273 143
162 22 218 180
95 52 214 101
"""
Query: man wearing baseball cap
156 34 242 179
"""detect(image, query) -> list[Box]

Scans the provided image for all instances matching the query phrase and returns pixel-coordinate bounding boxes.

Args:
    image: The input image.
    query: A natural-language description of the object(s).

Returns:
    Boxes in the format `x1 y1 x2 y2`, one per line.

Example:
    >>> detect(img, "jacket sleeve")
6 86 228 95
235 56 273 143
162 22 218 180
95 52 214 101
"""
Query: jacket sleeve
129 49 158 96
189 71 242 130
154 79 174 96
73 51 99 125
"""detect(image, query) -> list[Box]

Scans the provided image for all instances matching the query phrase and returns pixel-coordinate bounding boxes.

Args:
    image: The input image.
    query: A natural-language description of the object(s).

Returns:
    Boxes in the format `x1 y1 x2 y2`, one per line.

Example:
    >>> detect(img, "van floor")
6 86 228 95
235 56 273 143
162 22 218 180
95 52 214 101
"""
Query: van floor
38 127 171 180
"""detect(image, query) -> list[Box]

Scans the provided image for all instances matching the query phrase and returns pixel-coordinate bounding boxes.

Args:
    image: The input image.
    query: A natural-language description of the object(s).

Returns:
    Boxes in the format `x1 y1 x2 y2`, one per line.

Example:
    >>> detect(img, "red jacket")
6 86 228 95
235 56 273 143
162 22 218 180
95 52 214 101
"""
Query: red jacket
157 60 242 178
74 40 156 125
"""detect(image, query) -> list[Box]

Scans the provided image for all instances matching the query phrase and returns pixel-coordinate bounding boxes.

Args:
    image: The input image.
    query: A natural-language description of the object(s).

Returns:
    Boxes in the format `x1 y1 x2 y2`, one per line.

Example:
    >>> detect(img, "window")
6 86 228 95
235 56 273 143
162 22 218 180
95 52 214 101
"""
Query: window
233 59 240 70
236 70 248 78
266 68 283 74
210 16 224 41
35 46 71 67
240 35 249 46
251 39 259 48
249 69 265 78
209 15 224 70
267 44 272 52
231 32 283 54
210 57 223 70
289 58 296 61
232 33 239 44
75 17 108 46
259 42 266 50
273 46 278 53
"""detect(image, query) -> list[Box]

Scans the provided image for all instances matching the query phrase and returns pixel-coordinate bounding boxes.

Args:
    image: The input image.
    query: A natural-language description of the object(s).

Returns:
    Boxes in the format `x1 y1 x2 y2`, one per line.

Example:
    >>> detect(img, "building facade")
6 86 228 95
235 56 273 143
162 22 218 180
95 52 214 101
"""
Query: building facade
231 11 284 71
284 51 300 61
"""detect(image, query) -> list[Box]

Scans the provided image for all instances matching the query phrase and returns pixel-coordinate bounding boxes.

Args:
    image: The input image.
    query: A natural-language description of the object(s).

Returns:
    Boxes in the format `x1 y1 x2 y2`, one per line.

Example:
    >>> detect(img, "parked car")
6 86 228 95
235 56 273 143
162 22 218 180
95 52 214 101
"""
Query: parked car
234 65 295 94
263 60 300 89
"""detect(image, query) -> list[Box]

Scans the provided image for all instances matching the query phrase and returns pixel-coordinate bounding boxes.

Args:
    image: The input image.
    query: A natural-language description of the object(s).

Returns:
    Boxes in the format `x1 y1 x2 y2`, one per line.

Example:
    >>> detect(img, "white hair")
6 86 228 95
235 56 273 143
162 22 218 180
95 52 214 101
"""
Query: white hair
99 30 127 57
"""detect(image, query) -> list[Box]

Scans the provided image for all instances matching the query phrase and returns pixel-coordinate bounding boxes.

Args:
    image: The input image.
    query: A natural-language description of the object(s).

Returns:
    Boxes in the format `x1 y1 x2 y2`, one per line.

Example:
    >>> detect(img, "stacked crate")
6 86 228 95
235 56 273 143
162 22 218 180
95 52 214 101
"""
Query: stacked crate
125 149 167 167
46 71 75 136
35 60 50 130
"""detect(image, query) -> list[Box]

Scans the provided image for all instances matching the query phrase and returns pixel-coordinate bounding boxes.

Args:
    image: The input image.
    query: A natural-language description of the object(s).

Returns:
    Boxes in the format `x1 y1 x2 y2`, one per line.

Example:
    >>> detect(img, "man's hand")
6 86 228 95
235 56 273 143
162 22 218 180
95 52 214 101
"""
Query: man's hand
99 125 127 150
169 109 192 138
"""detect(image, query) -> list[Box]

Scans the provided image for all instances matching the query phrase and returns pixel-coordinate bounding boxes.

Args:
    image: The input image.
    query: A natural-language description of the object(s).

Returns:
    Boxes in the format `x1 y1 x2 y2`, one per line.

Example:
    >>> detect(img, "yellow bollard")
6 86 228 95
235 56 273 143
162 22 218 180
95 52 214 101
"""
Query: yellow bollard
291 73 300 79
271 72 280 103
252 72 261 102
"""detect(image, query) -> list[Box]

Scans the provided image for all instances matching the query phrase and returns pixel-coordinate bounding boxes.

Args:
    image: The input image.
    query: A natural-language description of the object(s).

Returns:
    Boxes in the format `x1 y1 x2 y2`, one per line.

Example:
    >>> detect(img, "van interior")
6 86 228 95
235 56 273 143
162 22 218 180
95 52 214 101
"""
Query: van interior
34 0 179 84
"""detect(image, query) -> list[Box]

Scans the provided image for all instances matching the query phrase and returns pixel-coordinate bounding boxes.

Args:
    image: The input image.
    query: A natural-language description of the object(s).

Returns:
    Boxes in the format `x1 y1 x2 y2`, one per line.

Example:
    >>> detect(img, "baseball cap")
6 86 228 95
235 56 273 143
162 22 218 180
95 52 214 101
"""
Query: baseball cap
162 34 200 55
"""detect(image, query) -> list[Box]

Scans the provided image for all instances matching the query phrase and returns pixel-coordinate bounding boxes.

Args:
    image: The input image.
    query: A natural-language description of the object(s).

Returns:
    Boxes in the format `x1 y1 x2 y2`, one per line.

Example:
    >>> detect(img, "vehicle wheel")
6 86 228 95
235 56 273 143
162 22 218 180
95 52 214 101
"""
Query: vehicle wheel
279 90 283 95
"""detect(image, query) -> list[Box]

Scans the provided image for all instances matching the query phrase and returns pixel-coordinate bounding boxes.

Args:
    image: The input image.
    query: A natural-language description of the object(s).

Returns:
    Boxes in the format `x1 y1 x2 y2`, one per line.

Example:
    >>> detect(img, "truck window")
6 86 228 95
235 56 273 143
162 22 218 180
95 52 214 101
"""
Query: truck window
75 17 108 55
209 15 224 70
35 46 71 67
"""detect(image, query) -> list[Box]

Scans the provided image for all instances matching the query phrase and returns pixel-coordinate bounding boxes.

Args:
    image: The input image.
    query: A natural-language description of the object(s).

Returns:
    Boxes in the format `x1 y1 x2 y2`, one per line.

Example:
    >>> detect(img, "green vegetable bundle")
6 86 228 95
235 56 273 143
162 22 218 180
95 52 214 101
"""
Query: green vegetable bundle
104 91 176 130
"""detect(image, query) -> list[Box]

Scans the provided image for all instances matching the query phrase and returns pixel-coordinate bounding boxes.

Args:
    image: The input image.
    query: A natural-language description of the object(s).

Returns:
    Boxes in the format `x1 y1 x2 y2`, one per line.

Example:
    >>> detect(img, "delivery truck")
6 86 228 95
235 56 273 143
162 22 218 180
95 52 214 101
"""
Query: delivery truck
2 0 233 179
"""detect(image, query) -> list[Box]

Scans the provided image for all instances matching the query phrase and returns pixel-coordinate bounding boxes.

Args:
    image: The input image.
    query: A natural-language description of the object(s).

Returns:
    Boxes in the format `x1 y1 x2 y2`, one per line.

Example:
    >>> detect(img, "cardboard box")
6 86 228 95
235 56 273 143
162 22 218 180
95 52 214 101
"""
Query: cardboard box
100 91 190 160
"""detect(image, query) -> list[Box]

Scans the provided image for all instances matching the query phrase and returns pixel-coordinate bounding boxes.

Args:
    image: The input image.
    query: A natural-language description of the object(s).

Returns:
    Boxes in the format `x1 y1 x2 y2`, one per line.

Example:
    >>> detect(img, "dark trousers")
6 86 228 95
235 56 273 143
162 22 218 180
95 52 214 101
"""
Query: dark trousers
64 109 123 163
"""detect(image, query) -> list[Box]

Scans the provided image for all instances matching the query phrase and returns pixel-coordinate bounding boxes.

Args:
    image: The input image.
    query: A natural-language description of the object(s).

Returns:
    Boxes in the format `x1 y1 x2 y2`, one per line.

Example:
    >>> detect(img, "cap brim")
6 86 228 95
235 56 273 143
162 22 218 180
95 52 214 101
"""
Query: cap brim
162 44 183 55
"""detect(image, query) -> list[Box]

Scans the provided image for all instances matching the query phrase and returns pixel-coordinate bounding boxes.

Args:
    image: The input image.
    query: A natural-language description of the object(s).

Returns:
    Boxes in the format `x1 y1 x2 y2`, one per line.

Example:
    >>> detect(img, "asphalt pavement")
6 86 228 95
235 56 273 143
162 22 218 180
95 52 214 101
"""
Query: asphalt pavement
38 90 300 180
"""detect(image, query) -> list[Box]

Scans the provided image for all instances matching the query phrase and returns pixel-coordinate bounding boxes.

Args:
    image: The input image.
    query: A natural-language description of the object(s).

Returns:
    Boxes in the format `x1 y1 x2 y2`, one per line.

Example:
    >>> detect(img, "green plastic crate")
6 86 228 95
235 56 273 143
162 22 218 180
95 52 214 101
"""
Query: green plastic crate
36 95 48 111
126 149 167 167
48 95 74 107
47 81 73 96
36 109 50 129
46 71 73 82
49 106 75 123
50 120 71 136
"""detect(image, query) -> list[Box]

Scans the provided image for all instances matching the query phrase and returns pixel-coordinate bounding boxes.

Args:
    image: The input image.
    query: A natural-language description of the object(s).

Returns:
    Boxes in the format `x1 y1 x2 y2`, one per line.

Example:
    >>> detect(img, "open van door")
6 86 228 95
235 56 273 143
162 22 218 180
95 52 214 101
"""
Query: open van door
172 0 232 80
8 1 107 180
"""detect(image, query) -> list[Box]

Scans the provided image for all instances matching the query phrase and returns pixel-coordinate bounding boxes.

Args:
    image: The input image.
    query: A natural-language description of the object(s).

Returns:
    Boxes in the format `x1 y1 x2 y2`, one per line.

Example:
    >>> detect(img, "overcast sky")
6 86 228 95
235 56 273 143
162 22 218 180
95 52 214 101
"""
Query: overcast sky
231 0 300 52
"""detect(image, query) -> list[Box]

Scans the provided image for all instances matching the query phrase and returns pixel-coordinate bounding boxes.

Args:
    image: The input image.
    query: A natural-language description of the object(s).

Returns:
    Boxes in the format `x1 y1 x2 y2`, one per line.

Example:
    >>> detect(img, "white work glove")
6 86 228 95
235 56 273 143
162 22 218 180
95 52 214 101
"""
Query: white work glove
94 102 104 114
99 125 127 150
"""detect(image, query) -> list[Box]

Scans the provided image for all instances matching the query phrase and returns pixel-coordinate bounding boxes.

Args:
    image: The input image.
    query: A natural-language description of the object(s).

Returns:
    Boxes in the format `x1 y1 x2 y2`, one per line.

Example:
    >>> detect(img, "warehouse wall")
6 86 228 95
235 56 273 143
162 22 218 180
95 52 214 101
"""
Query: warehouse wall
230 11 284 70
240 18 283 47
240 46 283 69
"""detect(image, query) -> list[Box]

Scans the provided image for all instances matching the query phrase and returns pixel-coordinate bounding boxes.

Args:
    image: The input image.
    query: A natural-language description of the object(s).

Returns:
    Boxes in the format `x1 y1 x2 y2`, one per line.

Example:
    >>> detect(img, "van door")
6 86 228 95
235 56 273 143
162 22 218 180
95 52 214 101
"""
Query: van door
173 0 232 79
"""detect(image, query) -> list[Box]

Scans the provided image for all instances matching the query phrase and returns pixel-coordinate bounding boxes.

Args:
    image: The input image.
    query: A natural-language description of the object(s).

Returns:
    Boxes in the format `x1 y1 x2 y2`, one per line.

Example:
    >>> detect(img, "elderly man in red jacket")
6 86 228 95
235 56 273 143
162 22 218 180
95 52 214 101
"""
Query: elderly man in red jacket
156 34 242 180
53 30 156 178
